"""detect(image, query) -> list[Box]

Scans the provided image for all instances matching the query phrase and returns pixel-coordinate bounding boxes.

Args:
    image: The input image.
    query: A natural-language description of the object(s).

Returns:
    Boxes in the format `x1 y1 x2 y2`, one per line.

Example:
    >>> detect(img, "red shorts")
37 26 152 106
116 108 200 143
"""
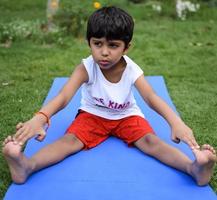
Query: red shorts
66 110 154 150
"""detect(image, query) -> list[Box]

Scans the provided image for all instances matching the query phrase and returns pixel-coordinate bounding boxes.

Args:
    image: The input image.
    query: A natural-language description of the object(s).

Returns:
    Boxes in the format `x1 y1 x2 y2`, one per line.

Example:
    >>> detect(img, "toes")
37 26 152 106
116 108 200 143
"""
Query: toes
201 144 211 150
3 135 14 146
2 135 21 147
201 144 216 155
210 147 216 155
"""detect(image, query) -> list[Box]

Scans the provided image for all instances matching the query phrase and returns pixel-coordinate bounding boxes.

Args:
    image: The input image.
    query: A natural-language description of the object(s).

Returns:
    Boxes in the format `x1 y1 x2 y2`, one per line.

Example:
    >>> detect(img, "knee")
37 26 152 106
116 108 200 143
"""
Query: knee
137 134 159 146
62 134 84 148
135 134 161 153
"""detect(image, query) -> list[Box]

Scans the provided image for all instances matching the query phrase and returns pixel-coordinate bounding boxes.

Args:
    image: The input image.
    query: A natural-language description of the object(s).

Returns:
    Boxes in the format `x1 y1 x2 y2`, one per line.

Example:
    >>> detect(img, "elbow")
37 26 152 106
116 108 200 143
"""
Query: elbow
57 93 70 109
144 92 154 103
145 92 159 108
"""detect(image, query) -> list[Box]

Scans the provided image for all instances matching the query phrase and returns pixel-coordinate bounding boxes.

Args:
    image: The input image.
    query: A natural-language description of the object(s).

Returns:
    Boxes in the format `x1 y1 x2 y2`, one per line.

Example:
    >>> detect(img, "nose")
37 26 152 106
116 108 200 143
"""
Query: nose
101 46 109 57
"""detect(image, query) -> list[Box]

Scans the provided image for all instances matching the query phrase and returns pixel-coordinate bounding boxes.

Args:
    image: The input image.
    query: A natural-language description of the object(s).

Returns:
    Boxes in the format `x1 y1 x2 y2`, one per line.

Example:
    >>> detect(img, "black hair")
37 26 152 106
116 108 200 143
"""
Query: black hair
86 6 134 48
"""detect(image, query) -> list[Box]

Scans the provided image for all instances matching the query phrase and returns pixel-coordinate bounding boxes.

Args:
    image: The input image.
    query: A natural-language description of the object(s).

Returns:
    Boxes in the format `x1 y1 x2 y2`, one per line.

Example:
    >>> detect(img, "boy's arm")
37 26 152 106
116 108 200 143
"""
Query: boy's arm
134 75 199 149
13 64 88 145
38 63 88 117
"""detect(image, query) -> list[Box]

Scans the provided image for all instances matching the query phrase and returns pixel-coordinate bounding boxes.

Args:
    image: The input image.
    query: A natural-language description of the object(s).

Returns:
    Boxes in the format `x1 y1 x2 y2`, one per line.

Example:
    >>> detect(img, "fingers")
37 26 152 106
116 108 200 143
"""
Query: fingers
171 135 180 144
15 127 32 145
13 125 31 145
13 121 47 145
183 134 200 150
35 130 46 141
16 122 23 130
3 120 47 148
172 134 180 144
172 130 200 149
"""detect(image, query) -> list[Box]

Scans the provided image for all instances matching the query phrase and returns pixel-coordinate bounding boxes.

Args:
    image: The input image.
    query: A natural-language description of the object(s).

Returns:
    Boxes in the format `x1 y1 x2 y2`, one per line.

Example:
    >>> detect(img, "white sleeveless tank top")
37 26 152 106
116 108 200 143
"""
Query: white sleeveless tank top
79 55 144 120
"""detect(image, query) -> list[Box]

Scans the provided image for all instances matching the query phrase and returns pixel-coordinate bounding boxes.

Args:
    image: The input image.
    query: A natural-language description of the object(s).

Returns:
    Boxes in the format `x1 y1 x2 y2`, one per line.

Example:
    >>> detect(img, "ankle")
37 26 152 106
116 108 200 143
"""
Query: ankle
28 158 37 174
186 161 194 176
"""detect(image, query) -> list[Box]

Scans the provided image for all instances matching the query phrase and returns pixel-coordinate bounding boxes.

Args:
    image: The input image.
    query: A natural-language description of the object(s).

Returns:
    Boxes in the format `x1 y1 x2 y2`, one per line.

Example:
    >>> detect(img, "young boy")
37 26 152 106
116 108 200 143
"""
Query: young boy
2 6 216 186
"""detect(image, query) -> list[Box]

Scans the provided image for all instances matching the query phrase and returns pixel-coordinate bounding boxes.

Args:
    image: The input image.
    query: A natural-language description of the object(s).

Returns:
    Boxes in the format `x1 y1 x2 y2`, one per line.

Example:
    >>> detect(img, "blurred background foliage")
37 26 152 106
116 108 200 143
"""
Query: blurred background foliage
0 0 217 47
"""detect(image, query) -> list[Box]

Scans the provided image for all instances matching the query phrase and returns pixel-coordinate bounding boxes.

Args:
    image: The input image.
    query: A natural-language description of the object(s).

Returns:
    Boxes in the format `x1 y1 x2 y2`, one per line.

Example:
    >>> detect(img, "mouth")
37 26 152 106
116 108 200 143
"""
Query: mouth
99 60 110 66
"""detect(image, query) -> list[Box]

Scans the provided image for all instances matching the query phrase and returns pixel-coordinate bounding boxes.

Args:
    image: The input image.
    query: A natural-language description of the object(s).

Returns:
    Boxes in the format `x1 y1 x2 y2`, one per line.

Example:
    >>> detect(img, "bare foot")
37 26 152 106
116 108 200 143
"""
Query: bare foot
190 144 216 186
2 136 34 184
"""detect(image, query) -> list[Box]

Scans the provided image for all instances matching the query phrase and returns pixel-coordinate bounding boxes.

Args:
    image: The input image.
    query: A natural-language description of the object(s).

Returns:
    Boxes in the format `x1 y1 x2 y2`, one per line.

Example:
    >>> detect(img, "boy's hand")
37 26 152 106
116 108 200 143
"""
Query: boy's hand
13 116 47 146
171 123 200 150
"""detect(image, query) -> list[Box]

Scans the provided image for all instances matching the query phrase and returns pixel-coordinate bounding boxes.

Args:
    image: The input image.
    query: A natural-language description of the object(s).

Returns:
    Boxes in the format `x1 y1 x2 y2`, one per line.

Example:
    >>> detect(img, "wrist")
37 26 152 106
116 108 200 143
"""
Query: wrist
32 114 47 124
34 111 51 129
169 117 184 128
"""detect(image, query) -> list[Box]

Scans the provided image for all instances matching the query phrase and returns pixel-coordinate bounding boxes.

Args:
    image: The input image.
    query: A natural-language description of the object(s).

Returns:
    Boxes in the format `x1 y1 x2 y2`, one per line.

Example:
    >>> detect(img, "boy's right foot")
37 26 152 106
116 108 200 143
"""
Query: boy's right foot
2 136 34 184
190 144 216 186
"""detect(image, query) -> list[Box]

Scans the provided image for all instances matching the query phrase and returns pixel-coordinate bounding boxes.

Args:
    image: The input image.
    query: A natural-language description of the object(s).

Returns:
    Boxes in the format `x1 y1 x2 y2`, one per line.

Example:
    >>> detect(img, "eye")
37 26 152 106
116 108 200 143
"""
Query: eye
94 41 102 47
109 43 119 48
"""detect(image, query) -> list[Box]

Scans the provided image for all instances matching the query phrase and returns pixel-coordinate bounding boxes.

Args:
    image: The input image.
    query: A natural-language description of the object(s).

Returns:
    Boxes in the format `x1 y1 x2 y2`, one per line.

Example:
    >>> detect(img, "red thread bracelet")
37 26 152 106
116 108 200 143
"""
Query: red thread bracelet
35 111 51 128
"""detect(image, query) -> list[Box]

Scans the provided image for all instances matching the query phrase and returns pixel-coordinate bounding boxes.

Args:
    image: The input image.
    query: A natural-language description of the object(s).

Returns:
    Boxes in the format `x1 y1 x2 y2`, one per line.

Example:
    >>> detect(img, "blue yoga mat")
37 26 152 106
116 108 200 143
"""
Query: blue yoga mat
4 76 216 200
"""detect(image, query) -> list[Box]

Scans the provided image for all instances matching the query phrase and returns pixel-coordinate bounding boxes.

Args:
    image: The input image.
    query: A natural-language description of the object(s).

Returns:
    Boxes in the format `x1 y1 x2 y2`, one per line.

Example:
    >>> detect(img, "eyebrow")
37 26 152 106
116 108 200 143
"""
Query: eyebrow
91 38 103 41
92 38 100 40
91 38 122 44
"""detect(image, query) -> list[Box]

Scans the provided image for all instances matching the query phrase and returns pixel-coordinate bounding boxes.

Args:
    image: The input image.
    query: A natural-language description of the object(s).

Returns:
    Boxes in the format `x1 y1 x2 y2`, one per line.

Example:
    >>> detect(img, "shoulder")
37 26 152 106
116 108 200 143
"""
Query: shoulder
82 55 95 68
124 55 140 67
71 63 89 83
124 55 144 83
82 55 96 84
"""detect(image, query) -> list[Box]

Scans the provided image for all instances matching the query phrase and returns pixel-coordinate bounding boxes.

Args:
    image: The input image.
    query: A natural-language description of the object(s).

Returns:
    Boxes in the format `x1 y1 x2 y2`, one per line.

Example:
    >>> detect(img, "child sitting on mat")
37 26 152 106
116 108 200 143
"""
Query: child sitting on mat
3 6 216 185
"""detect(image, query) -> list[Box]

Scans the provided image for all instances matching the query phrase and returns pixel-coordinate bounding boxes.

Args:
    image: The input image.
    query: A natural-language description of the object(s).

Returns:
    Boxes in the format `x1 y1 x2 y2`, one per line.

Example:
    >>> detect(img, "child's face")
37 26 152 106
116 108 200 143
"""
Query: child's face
89 37 129 70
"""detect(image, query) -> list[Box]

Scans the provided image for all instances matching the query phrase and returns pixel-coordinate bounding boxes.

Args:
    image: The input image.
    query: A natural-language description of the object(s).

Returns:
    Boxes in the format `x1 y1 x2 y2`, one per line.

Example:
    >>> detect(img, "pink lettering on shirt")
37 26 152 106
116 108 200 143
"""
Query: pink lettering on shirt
117 102 130 109
94 97 105 105
108 100 114 108
94 97 130 110
108 100 130 110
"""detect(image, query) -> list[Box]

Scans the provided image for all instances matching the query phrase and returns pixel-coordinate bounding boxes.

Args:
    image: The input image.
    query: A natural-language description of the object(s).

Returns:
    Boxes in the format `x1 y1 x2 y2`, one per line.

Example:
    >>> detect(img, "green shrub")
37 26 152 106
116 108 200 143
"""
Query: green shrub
0 20 42 43
52 0 129 37
53 1 95 37
0 19 67 46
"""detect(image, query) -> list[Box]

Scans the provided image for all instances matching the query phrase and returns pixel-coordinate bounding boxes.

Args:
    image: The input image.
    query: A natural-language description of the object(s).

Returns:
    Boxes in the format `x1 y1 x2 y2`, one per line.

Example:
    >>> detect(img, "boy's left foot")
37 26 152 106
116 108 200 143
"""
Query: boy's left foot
2 136 33 184
190 144 216 186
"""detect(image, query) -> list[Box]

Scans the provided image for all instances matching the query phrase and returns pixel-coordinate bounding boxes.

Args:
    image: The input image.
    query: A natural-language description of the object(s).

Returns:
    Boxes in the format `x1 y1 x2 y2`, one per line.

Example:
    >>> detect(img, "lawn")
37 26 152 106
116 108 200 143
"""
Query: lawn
0 0 217 198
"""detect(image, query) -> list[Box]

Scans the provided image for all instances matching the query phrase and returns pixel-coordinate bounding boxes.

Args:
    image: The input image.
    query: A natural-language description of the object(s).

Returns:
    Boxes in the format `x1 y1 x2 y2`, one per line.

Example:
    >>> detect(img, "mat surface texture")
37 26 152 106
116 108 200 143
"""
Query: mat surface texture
4 76 217 200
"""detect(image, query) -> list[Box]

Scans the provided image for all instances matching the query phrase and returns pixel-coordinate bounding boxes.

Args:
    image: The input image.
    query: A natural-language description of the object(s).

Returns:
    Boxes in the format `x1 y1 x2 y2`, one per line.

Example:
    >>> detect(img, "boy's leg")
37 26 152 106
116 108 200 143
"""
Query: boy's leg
2 134 84 184
134 134 216 186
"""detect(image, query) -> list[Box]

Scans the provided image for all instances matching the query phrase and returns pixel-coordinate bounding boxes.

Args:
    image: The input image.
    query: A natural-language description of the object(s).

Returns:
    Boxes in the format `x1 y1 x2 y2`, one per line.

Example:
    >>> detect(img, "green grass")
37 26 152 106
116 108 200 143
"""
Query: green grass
0 1 217 198
0 0 46 22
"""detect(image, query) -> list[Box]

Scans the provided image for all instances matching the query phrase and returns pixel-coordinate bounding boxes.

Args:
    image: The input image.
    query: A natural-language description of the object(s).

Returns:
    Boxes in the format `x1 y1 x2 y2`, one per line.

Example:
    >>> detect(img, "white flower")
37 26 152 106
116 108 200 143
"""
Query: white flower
152 4 162 13
176 0 200 20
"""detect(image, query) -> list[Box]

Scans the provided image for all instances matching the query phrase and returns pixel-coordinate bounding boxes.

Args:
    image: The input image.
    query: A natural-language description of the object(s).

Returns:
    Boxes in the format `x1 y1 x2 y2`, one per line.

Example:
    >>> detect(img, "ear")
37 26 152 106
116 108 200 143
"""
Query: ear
123 43 131 54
